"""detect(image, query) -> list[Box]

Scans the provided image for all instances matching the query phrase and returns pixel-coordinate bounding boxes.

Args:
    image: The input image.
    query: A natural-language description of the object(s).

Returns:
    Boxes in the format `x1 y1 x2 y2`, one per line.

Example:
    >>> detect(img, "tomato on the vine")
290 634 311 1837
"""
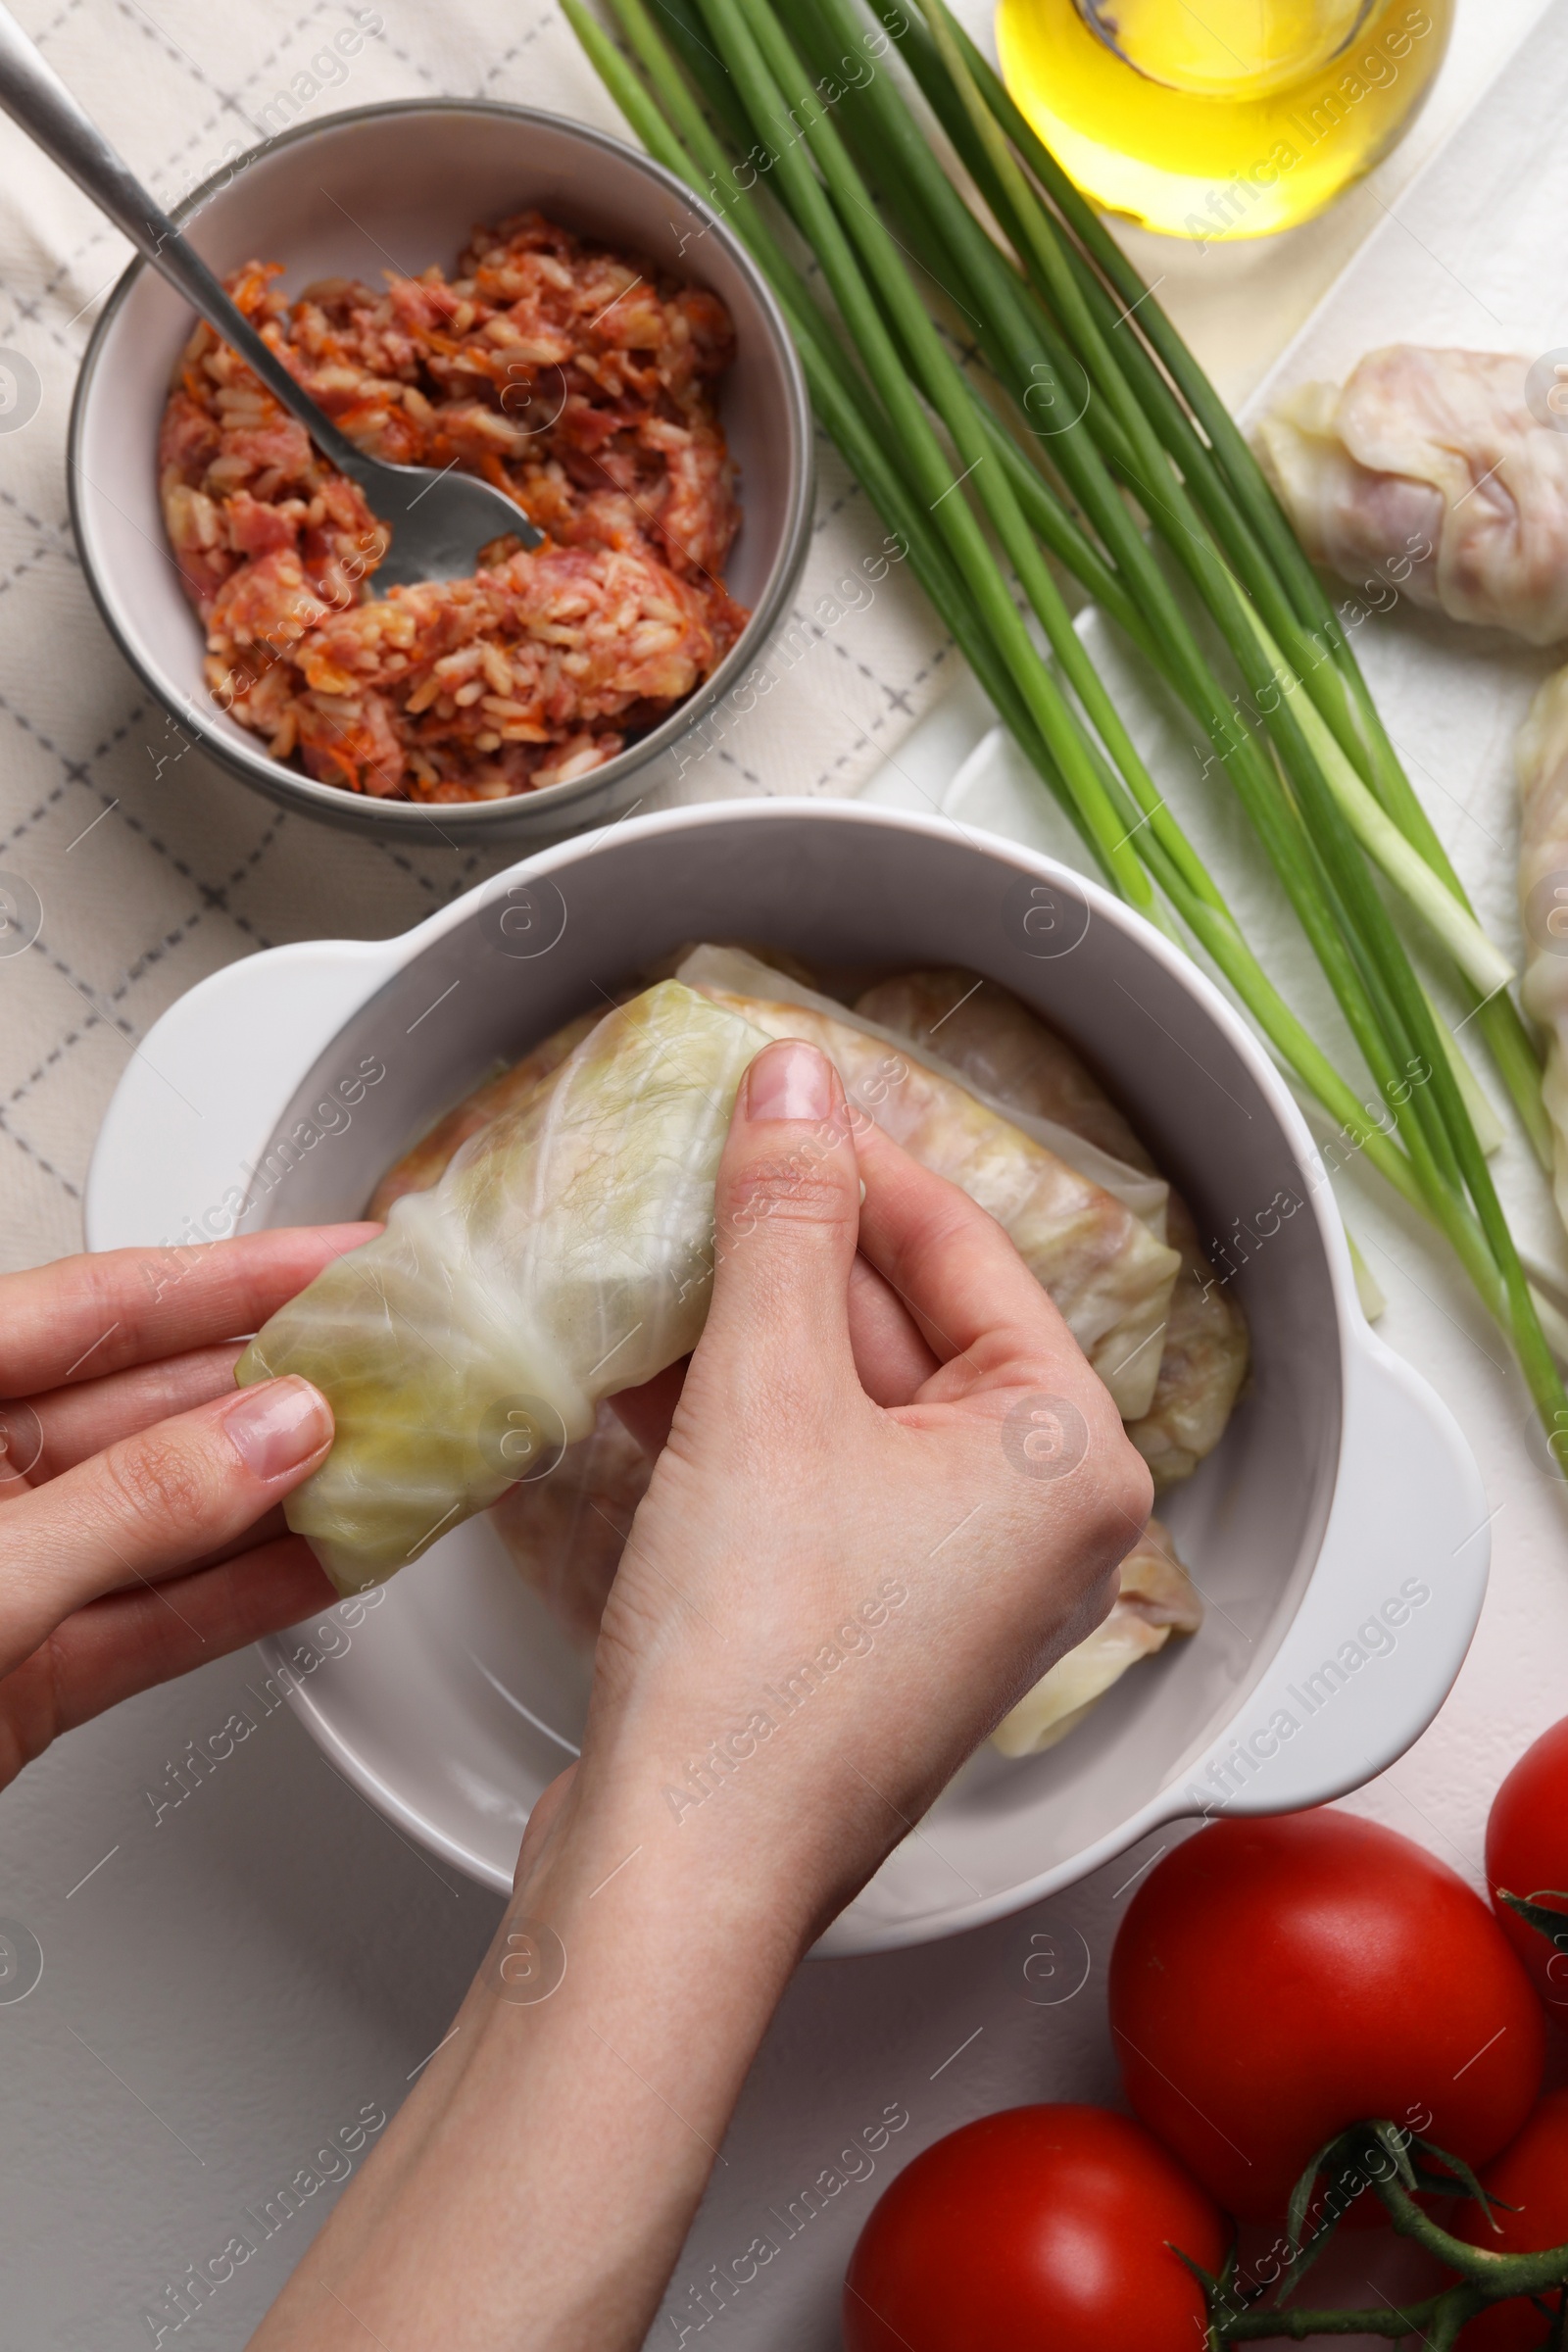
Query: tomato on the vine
1487 1716 1568 2024
1108 1812 1544 2221
842 2104 1225 2352
1452 2088 1568 2350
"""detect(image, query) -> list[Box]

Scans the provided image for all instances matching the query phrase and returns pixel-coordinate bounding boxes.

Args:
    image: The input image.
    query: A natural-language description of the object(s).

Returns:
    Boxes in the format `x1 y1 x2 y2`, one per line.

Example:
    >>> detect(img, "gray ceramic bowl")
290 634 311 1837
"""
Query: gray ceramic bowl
68 100 813 844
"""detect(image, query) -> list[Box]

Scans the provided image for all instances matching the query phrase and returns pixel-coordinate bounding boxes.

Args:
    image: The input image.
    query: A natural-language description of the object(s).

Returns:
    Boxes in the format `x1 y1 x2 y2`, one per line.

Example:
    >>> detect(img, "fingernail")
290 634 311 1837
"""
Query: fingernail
223 1377 332 1480
746 1039 834 1123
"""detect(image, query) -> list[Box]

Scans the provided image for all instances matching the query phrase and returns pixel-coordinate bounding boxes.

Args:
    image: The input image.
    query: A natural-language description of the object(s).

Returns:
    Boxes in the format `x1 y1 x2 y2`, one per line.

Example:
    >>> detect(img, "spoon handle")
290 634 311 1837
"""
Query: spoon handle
0 2 370 476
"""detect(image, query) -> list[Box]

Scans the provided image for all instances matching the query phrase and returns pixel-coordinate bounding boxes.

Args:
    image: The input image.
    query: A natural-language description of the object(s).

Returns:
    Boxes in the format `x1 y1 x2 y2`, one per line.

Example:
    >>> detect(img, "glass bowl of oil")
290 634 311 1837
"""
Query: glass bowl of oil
995 0 1453 241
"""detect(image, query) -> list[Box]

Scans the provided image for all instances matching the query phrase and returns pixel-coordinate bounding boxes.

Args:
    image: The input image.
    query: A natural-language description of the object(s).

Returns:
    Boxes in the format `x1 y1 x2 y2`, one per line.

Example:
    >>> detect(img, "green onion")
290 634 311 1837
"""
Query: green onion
564 0 1568 1449
898 0 1552 1169
767 0 1516 1208
1230 602 1514 1000
583 0 1431 1200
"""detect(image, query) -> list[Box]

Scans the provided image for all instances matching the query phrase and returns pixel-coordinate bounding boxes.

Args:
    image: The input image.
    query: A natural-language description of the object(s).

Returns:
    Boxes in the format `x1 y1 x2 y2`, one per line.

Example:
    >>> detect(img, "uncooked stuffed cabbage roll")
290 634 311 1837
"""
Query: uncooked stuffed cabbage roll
857 969 1249 1485
1517 666 1568 1239
367 1010 600 1219
362 970 1202 1753
236 982 769 1592
365 949 1187 1427
858 966 1151 1164
991 1517 1201 1757
1255 347 1568 645
676 946 1181 1419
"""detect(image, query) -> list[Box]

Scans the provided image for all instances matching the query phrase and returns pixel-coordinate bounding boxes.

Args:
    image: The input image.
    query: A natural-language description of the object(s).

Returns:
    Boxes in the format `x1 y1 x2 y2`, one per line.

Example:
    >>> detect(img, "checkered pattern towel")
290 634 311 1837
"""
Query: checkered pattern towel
0 0 960 1270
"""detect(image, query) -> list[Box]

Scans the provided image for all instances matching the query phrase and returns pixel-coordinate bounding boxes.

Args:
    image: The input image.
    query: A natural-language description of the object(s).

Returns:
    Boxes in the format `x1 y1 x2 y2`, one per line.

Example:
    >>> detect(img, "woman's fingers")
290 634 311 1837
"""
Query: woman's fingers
855 1124 1146 1534
0 1225 378 1399
0 1377 332 1679
852 1113 1080 1389
0 1533 335 1789
612 1254 939 1456
846 1254 940 1405
8 1344 245 1484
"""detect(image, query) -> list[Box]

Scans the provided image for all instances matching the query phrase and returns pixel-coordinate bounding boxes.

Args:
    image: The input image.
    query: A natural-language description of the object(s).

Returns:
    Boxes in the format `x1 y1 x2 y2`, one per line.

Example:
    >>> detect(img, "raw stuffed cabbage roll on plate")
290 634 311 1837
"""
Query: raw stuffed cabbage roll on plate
1252 340 1568 1277
1255 344 1568 645
241 947 1246 1757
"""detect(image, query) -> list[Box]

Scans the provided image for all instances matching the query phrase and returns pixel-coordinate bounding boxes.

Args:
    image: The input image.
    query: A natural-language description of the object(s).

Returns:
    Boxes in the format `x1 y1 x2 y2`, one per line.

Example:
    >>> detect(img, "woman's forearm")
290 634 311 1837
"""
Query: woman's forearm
249 1772 807 2351
244 1046 1147 2346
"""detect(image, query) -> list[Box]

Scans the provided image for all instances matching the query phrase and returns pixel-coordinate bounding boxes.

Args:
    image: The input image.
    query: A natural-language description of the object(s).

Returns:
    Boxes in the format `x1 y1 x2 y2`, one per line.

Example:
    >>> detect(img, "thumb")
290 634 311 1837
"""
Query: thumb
701 1039 861 1385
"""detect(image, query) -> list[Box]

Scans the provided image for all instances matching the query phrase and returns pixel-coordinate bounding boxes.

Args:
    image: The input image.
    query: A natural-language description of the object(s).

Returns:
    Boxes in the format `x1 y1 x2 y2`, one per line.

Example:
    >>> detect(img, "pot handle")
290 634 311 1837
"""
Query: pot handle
84 938 400 1252
1156 1326 1490 1825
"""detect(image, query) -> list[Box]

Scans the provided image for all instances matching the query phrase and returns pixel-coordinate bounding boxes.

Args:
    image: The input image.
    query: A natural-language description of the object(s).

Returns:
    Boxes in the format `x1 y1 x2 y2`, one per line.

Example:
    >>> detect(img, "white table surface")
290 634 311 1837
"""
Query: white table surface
2 2 1566 2346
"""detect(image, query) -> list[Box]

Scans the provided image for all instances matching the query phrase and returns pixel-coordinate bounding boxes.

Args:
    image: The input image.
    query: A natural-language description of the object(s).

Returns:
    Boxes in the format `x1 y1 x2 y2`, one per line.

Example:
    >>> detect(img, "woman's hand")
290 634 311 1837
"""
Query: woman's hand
0 1226 372 1787
255 1041 1152 2352
567 1032 1153 1940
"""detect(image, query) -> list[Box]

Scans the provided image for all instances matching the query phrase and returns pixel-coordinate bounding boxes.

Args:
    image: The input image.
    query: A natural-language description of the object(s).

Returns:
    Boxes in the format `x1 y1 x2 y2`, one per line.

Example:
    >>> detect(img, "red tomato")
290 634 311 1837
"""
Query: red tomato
842 2104 1225 2352
1108 1812 1545 2222
1487 1717 1568 2026
1452 2088 1568 2350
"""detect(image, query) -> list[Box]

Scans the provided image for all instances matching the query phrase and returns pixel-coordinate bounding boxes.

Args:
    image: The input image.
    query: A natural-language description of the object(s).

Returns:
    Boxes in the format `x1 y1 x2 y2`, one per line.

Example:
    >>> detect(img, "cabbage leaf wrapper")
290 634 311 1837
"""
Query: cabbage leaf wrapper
367 1009 601 1220
680 950 1170 1231
235 981 769 1593
677 946 1181 1420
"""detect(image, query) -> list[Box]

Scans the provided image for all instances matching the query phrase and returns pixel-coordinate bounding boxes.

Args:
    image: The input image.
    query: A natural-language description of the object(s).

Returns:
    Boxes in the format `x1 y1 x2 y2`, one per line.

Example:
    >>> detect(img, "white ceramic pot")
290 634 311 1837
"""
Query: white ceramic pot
85 802 1489 1954
68 101 811 843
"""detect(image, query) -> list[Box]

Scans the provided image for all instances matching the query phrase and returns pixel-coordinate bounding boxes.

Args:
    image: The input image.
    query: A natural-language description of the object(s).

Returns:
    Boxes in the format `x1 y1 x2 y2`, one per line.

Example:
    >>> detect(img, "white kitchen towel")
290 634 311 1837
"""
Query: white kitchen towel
0 0 959 1270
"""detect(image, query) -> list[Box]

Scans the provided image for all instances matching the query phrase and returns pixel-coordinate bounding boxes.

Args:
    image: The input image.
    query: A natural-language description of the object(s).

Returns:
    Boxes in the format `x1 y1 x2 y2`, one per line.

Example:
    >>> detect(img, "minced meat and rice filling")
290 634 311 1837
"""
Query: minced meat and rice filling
158 211 748 804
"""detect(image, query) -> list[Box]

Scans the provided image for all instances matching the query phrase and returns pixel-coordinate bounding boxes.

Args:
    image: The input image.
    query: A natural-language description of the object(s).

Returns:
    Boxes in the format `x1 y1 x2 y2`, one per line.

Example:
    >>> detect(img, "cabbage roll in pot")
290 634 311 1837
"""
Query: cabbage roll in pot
270 950 1182 1592
990 1516 1201 1757
366 1009 601 1219
237 981 769 1592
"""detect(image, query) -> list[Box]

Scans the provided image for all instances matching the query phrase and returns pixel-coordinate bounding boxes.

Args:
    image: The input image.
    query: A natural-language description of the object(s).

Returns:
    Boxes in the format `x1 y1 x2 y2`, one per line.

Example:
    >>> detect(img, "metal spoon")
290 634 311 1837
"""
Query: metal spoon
0 2 542 587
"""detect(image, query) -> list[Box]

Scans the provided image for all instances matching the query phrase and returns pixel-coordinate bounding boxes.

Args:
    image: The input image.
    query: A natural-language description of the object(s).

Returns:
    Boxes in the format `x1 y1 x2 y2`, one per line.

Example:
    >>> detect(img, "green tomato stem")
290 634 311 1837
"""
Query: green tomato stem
1208 2125 1568 2344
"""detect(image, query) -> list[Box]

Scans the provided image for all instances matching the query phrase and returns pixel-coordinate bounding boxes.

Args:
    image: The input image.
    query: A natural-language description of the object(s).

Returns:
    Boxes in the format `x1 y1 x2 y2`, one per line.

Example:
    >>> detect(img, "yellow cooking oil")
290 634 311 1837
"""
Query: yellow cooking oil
995 0 1453 242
